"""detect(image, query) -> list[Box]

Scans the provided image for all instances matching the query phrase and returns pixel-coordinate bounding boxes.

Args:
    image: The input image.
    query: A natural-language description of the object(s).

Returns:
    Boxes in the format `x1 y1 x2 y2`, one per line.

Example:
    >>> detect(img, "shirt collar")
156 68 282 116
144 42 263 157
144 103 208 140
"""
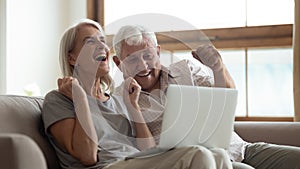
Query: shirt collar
159 65 182 92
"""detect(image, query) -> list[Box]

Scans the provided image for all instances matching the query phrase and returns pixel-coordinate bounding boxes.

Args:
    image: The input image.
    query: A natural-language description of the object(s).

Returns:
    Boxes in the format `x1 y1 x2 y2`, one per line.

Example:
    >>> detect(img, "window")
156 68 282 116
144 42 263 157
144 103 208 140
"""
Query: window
104 0 294 30
247 48 294 117
91 0 295 120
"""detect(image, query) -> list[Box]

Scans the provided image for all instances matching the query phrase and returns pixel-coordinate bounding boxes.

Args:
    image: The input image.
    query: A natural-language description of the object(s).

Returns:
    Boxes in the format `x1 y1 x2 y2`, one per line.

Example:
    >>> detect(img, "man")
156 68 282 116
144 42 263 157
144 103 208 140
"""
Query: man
112 25 300 169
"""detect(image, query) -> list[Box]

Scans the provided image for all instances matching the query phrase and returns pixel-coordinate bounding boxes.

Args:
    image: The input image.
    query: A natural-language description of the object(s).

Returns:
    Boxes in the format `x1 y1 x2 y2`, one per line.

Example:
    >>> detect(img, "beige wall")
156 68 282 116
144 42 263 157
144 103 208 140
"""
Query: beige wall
0 0 7 94
0 0 86 96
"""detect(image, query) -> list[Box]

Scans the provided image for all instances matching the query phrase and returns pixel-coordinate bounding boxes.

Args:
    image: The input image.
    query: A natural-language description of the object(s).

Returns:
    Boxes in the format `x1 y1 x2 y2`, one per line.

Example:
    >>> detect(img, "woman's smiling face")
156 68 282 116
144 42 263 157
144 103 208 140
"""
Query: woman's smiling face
69 24 110 78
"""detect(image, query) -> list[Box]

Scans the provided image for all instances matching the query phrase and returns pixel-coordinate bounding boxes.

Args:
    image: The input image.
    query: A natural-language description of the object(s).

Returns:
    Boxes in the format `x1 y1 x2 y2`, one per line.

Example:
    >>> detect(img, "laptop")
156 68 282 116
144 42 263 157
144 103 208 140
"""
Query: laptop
126 84 238 159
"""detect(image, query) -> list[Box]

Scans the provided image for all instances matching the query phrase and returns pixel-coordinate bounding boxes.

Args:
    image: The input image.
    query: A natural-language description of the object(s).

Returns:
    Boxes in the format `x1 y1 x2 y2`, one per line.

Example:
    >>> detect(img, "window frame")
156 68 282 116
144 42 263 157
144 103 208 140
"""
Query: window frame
87 0 294 121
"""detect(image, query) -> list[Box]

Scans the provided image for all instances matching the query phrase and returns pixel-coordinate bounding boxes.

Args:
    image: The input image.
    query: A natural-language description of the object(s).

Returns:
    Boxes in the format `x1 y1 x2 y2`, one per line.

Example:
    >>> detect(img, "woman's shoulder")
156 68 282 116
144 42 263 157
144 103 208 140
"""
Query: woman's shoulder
44 89 59 98
44 90 72 104
44 90 58 101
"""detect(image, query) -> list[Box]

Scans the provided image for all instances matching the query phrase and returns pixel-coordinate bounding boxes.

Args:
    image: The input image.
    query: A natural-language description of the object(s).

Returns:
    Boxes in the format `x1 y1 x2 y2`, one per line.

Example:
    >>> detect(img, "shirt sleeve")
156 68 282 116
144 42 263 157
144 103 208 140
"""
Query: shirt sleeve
185 59 215 87
227 131 251 162
42 90 76 134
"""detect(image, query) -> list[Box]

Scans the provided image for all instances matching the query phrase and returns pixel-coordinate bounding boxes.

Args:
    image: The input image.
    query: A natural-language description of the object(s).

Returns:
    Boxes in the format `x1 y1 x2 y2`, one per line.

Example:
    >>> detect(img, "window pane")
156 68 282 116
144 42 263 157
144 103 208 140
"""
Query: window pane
219 50 246 117
160 50 173 66
248 48 294 116
164 50 246 117
105 0 294 32
105 0 246 33
247 0 294 26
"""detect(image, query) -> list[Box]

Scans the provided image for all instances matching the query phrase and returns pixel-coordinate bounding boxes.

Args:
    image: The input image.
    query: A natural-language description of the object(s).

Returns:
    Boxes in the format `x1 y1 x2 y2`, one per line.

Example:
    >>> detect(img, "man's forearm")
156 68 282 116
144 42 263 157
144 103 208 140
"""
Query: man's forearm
213 66 235 88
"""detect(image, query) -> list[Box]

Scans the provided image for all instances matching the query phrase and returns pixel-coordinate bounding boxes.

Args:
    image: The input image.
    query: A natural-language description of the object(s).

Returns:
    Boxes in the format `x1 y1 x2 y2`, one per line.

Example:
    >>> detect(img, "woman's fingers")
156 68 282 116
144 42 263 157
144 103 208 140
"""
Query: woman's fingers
57 77 76 99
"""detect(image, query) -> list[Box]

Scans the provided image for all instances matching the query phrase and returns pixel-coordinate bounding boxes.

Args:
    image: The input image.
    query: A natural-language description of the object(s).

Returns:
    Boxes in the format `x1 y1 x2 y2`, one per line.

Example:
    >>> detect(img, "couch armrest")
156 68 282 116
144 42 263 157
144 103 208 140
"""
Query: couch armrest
234 122 300 147
0 133 48 169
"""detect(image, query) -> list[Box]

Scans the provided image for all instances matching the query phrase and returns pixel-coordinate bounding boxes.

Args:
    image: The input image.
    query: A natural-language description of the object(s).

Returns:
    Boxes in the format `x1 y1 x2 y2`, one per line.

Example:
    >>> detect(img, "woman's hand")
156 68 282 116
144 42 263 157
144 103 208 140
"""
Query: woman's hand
57 77 74 100
57 77 87 99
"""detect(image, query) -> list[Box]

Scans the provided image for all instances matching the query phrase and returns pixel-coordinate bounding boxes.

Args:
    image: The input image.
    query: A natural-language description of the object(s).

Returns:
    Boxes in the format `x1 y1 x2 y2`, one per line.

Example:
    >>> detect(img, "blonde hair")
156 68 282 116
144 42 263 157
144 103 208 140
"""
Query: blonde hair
59 18 114 94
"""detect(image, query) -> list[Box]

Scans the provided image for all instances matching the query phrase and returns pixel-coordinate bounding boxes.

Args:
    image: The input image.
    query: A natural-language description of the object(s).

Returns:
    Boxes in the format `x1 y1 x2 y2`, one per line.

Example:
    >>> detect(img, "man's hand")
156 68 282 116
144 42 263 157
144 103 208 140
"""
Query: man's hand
192 44 236 88
192 44 223 72
123 77 156 150
123 77 142 112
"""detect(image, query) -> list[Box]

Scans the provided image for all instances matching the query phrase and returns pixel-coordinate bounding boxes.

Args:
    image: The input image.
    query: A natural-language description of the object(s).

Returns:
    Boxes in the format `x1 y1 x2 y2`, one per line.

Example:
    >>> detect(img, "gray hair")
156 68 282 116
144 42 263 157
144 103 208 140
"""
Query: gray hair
59 18 114 93
113 25 158 58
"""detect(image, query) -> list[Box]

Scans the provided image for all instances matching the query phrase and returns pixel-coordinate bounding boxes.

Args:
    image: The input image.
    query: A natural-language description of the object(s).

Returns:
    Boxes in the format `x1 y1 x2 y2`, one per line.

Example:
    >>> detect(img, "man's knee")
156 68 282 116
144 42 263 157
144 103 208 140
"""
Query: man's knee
210 147 233 169
185 146 216 168
190 145 215 159
232 162 254 169
210 148 228 158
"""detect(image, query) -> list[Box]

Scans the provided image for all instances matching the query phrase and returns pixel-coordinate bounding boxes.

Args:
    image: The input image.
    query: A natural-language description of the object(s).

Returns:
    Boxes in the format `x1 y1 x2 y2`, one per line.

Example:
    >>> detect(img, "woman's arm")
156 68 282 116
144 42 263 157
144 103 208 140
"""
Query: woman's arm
49 77 98 166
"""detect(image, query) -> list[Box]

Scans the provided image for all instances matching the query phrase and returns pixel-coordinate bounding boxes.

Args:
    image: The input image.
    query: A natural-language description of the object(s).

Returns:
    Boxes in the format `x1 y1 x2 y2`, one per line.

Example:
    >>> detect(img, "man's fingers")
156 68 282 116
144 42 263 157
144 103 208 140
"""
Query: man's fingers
129 83 141 94
196 46 210 59
129 86 135 94
124 77 132 91
191 51 204 64
124 77 141 95
194 44 223 69
128 78 136 94
191 51 197 58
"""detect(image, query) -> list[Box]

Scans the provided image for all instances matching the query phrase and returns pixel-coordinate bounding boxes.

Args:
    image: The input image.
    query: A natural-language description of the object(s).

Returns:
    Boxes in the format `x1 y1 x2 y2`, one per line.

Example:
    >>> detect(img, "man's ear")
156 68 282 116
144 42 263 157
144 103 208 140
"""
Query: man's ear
68 53 76 66
113 55 121 67
156 45 161 57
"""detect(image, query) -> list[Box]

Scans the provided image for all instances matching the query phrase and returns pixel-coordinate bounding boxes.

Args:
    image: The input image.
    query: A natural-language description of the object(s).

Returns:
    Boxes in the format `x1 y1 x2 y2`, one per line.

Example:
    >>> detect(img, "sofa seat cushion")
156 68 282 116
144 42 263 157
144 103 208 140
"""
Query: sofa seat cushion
0 95 60 169
0 133 47 169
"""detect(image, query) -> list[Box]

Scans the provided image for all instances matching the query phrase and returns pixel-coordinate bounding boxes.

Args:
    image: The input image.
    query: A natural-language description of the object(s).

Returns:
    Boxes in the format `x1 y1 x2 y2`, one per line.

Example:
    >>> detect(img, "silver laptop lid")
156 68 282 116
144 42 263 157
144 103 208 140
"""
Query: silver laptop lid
159 84 238 150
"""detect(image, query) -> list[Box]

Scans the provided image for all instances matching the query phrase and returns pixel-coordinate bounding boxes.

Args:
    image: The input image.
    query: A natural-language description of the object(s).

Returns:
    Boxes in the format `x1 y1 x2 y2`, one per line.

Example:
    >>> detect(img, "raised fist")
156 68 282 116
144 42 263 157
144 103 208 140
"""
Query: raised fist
192 44 223 72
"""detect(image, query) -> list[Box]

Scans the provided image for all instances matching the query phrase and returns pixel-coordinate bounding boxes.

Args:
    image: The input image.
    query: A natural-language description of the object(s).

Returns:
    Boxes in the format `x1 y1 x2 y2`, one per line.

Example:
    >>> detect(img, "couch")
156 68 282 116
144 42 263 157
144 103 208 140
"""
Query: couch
0 95 300 169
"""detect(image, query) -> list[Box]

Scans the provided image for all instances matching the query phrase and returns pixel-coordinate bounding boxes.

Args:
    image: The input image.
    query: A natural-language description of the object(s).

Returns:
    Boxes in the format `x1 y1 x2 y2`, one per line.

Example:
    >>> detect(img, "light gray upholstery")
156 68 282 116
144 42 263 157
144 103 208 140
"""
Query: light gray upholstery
0 95 60 169
0 95 299 169
0 133 47 169
234 121 300 147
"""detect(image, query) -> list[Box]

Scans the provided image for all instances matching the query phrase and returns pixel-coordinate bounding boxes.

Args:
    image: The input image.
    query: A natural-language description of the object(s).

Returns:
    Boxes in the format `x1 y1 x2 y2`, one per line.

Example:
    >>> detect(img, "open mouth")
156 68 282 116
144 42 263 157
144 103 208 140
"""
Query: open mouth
137 70 151 77
95 55 107 61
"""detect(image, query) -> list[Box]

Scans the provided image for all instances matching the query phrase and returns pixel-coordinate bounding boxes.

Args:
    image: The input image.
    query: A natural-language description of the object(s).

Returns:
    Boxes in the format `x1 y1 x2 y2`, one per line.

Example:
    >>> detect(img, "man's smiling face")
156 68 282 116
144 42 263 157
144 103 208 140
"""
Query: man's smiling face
119 42 161 92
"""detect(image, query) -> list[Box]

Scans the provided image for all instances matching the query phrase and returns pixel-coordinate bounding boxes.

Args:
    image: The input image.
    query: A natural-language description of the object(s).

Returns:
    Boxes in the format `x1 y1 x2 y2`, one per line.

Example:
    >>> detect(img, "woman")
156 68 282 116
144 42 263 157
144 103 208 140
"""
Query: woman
42 19 231 169
42 18 155 168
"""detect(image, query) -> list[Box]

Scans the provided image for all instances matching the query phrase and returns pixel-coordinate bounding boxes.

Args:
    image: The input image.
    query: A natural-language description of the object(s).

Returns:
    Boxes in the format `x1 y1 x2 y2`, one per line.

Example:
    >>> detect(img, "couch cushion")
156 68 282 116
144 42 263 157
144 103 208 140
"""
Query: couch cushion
0 133 47 169
0 95 60 169
234 122 300 147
